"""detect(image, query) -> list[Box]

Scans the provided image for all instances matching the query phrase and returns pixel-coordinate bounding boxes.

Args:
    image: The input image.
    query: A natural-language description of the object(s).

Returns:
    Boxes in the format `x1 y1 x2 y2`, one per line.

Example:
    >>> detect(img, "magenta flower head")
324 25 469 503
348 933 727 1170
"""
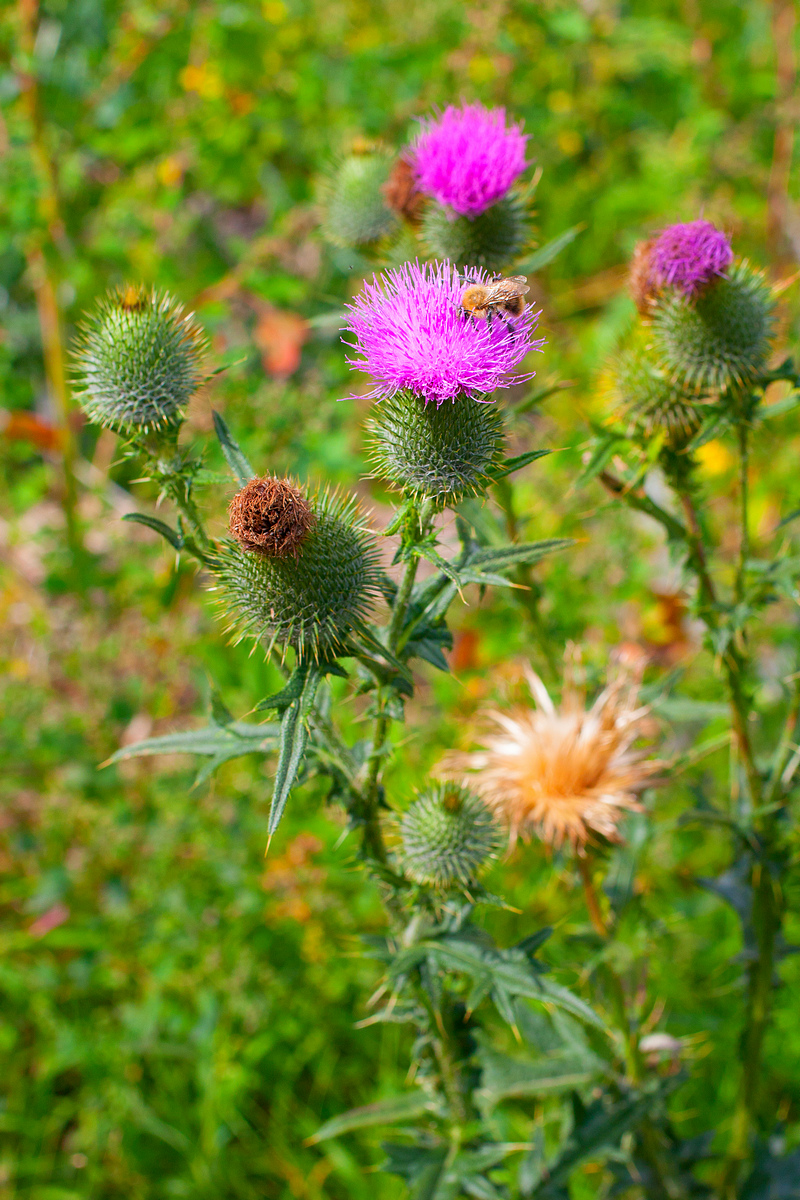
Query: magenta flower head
650 219 733 296
410 104 528 218
343 259 542 407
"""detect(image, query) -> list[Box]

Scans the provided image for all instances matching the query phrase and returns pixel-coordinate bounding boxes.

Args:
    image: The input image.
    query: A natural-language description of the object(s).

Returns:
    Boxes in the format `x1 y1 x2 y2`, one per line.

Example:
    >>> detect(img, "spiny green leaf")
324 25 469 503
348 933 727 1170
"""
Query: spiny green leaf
104 723 279 765
123 512 182 550
212 409 254 486
268 666 322 843
306 1091 435 1143
487 449 551 481
515 224 584 274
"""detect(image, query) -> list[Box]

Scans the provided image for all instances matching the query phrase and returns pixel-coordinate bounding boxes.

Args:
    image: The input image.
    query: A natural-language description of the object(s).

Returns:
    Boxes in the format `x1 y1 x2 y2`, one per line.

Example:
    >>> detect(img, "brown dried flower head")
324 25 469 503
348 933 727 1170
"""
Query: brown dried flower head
629 237 658 315
381 156 426 223
443 651 660 853
228 476 315 558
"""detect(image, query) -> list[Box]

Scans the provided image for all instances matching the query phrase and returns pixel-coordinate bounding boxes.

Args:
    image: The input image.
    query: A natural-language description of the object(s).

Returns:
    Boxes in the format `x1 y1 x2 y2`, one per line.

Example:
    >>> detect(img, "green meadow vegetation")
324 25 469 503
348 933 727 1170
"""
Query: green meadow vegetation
2 1 800 1196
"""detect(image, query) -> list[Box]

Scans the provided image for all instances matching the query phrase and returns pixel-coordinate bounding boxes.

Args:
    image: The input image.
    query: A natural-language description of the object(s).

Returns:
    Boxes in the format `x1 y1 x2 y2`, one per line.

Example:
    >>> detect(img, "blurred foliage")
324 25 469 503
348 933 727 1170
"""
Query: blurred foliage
1 0 800 1195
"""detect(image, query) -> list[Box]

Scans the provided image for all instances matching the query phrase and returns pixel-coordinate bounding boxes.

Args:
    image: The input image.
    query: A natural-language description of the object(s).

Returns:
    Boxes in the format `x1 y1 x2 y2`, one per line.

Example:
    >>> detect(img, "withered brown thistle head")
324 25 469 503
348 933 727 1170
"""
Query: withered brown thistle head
443 652 660 853
381 157 426 223
228 476 315 558
628 238 658 315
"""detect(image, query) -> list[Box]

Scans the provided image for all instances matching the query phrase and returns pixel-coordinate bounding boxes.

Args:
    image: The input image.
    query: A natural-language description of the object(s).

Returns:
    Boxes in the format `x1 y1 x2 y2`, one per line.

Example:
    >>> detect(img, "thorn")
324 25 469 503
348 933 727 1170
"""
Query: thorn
264 833 273 857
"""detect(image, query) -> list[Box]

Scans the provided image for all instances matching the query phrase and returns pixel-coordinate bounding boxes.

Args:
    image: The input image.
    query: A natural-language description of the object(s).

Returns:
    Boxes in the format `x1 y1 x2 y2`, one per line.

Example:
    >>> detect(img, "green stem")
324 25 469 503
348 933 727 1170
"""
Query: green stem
722 857 780 1195
736 421 750 608
359 497 434 862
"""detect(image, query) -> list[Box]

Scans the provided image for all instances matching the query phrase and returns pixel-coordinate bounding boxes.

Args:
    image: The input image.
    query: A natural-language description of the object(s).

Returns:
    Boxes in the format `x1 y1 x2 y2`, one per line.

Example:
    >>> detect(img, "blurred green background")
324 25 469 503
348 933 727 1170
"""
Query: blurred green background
1 0 800 1195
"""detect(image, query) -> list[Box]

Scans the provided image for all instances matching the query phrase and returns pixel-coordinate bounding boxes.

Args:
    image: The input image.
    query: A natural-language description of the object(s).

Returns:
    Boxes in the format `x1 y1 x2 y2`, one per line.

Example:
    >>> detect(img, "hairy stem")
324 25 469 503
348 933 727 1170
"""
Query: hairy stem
360 498 434 861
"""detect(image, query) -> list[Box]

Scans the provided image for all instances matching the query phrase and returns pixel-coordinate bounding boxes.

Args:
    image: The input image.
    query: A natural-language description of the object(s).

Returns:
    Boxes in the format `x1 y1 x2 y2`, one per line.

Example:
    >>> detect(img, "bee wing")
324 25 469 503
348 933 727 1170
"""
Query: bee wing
502 276 531 294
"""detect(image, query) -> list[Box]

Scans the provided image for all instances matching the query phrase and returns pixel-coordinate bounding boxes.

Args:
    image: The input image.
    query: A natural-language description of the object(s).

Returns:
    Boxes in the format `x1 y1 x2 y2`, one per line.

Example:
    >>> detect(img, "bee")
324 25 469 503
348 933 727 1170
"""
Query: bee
459 275 530 328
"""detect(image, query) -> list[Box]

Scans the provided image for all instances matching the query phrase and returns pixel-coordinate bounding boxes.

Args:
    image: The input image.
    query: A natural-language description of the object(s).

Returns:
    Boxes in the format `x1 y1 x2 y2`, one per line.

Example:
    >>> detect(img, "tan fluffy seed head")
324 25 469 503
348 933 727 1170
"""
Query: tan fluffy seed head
228 476 315 558
443 651 660 853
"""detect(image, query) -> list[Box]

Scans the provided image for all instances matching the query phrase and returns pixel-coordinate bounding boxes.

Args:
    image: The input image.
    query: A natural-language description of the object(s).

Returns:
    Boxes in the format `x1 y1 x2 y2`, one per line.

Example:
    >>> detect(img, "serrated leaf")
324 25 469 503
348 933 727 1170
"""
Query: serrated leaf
467 540 573 573
255 663 313 713
488 449 551 481
268 666 322 841
575 430 627 487
477 1045 596 1107
210 688 234 727
105 722 279 765
515 224 584 274
350 618 413 682
306 1091 435 1143
533 1089 660 1196
122 512 182 550
212 410 254 486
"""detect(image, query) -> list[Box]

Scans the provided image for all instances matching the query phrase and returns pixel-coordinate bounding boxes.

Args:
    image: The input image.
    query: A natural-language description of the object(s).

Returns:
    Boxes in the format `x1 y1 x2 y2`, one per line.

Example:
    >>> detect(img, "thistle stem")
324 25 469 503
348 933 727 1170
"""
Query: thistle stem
577 855 608 937
360 497 434 862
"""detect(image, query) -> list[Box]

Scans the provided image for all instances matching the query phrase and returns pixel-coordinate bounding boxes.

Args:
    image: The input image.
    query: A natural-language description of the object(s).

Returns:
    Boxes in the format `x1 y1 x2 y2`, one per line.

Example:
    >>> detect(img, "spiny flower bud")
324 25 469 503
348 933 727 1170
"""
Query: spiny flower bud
73 285 207 435
214 483 382 659
368 390 504 500
421 195 530 272
610 339 703 444
320 151 398 248
400 784 500 890
228 476 315 557
649 261 776 394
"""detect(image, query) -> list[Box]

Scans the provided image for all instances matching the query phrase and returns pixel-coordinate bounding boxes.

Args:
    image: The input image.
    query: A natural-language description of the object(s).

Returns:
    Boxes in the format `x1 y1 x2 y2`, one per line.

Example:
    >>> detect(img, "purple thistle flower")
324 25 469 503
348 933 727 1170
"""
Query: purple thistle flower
343 260 543 407
409 104 528 218
650 219 733 296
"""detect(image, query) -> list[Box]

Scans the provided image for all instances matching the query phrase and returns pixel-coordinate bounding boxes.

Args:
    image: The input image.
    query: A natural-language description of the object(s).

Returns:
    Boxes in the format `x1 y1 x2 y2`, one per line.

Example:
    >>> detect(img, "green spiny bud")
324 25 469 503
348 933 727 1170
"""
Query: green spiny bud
320 151 398 249
367 391 504 500
400 784 500 890
648 261 776 394
610 338 704 444
73 285 207 435
215 482 382 659
421 194 530 271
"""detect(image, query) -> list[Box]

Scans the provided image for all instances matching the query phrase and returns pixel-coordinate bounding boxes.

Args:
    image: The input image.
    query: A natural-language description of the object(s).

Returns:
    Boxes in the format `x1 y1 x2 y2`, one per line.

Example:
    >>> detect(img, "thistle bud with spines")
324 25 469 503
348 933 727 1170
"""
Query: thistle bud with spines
399 783 500 891
368 390 505 501
319 149 398 250
421 194 531 273
72 285 207 437
648 261 776 395
215 480 382 660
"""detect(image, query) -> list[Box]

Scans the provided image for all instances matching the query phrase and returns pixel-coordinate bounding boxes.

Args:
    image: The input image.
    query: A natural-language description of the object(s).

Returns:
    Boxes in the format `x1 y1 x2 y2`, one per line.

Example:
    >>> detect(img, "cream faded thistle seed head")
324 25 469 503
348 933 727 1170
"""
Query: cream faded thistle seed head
409 103 528 218
343 260 542 407
443 656 660 852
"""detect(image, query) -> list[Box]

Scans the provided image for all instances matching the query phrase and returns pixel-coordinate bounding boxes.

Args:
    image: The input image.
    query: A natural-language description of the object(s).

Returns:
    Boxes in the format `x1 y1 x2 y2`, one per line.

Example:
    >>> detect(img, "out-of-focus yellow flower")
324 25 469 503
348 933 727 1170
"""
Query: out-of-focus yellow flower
697 439 734 475
548 90 573 114
468 54 496 84
179 63 223 99
157 156 184 188
262 0 287 22
557 130 583 156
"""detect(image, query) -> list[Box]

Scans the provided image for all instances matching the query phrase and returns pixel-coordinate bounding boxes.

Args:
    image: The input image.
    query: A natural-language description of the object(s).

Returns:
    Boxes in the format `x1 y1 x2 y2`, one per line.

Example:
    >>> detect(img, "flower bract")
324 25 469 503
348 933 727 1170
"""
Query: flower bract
410 103 528 217
344 260 542 407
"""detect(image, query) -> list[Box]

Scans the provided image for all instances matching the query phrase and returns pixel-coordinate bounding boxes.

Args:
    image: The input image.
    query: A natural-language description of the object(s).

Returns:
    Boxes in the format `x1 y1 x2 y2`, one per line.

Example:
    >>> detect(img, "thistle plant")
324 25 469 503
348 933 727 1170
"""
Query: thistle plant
70 173 798 1195
591 216 800 1195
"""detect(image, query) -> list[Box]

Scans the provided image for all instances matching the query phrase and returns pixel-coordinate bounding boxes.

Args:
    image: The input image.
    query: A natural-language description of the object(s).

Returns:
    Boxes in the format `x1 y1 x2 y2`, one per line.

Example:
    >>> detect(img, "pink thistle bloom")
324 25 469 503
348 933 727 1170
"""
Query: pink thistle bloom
650 219 733 296
343 260 543 407
410 104 528 218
